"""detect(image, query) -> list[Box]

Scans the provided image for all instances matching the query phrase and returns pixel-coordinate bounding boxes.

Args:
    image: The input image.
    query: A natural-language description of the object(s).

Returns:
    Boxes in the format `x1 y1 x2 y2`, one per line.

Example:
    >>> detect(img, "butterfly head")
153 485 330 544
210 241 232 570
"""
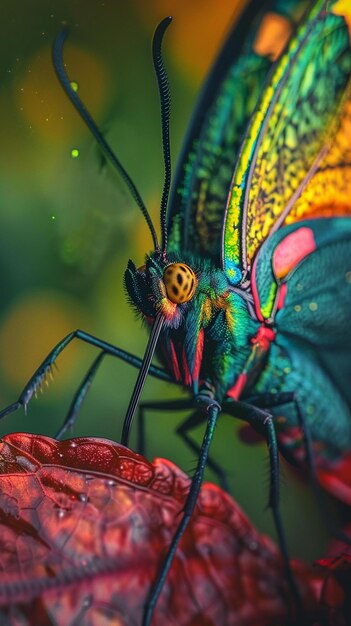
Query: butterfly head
125 252 199 328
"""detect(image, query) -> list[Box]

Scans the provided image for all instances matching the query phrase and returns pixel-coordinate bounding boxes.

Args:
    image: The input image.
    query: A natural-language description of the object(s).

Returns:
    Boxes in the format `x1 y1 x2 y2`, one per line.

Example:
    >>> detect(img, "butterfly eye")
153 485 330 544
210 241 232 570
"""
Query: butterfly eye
163 263 197 303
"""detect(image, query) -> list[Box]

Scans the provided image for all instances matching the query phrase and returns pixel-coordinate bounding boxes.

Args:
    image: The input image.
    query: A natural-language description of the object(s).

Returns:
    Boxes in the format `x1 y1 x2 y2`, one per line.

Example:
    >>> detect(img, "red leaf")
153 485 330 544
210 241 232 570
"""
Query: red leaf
0 433 334 625
315 525 351 625
317 453 351 505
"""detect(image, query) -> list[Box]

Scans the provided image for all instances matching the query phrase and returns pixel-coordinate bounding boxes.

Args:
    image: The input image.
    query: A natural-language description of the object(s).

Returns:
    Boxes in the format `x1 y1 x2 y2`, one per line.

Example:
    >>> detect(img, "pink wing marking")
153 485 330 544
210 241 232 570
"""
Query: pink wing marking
273 227 316 279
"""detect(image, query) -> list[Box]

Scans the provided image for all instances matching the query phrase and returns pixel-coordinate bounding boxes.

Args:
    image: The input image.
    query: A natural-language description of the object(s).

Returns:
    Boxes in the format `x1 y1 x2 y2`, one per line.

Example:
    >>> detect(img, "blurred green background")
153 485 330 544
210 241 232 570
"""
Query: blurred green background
0 0 332 561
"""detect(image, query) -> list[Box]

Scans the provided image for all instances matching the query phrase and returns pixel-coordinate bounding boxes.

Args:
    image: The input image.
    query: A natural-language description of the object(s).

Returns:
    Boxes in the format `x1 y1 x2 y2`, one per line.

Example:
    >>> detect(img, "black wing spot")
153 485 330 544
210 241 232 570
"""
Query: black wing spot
172 285 179 296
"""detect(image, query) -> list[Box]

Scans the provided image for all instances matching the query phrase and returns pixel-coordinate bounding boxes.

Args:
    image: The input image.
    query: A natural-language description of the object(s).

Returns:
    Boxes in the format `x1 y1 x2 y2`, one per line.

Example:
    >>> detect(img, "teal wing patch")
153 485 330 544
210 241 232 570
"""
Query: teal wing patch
247 216 351 461
252 217 351 321
253 338 351 462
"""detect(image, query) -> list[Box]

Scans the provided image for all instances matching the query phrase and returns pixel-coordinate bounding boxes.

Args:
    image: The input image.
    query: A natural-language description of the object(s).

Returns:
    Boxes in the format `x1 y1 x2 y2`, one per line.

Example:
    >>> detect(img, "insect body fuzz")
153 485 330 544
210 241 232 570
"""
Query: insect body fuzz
125 251 259 401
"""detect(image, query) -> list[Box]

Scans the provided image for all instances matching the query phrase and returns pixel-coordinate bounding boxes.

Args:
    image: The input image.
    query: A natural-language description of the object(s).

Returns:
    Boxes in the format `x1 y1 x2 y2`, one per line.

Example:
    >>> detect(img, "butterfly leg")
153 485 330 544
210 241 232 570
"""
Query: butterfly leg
55 351 107 439
222 398 302 615
56 376 190 446
295 400 351 547
248 392 351 547
0 329 172 423
142 398 221 626
136 399 230 491
176 410 231 492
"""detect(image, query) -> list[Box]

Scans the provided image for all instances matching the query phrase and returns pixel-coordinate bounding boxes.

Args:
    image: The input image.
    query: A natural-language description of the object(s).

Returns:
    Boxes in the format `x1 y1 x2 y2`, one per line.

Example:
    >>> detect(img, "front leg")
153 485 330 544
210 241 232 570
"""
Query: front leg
136 399 231 491
0 329 172 424
143 397 221 626
55 351 107 439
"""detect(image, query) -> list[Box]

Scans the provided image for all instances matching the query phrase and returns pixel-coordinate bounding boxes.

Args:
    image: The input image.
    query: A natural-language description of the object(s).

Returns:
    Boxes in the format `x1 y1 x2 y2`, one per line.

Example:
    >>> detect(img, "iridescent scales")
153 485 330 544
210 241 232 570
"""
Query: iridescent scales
167 0 308 261
223 0 351 278
287 88 351 221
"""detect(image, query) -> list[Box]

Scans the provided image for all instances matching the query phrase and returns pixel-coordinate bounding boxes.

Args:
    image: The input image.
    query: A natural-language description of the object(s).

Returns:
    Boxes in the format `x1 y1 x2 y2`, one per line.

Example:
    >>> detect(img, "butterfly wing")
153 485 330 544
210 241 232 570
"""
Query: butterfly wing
222 0 351 286
221 0 351 471
167 0 310 261
250 217 351 464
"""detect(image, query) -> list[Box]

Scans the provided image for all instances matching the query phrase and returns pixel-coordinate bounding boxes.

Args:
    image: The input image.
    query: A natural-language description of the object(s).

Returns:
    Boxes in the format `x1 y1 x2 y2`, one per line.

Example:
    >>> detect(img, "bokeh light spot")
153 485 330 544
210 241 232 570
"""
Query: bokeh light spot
71 148 80 158
17 44 110 142
0 291 89 392
135 0 247 80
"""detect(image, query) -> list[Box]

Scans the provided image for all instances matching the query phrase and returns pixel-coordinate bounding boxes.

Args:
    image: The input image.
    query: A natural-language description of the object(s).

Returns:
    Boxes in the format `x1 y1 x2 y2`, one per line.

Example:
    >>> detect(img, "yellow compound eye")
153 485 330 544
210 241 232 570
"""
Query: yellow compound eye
163 263 197 303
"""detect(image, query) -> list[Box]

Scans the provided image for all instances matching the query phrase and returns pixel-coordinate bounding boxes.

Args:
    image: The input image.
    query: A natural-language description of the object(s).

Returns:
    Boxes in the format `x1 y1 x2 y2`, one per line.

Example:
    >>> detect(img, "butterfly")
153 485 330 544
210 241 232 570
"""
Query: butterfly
1 0 351 623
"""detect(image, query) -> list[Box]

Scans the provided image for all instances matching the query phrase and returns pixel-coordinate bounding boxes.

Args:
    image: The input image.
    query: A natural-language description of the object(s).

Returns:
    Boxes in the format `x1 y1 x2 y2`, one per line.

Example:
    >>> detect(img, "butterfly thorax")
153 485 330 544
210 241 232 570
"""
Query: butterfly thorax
125 251 260 400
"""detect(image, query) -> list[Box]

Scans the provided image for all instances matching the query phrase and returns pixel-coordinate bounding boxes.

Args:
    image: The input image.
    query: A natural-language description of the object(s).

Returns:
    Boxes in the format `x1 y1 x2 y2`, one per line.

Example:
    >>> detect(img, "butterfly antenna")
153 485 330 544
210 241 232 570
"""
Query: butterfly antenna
152 17 172 254
52 29 159 251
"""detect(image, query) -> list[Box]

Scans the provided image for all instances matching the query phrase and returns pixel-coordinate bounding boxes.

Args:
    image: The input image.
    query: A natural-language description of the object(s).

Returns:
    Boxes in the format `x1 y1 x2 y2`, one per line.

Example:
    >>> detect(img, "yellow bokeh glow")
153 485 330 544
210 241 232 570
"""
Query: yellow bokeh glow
0 291 88 392
135 0 247 80
17 44 109 142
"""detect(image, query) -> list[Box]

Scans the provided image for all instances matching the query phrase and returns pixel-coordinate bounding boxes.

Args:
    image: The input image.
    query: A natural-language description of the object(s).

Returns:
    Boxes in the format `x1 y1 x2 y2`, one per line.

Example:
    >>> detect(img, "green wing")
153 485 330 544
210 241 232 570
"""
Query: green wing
251 217 351 461
222 0 351 283
167 0 310 261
